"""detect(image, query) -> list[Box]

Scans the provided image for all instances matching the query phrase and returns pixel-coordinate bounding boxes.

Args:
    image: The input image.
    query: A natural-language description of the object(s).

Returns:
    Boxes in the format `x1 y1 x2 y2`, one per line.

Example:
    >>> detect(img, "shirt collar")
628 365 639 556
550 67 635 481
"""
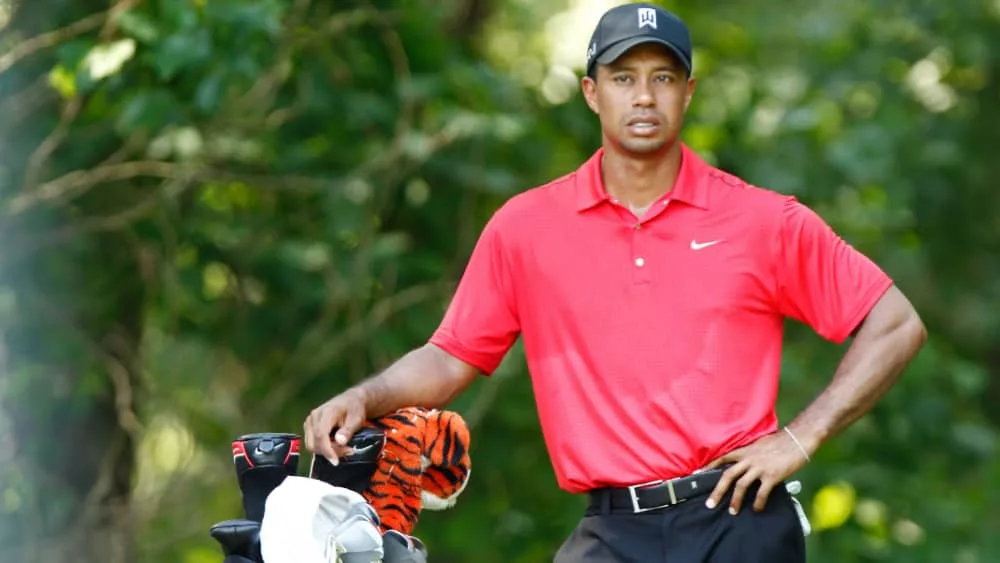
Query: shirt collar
575 142 710 212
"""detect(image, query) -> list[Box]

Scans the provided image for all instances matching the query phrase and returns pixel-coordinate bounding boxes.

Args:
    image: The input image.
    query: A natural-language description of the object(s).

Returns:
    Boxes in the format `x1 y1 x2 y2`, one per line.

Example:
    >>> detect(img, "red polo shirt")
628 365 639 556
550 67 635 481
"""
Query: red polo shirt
429 143 893 493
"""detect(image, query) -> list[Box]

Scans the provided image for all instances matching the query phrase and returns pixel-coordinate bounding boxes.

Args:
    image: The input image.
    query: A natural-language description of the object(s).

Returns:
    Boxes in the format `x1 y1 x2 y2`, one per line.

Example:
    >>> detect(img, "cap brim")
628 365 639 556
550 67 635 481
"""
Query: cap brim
594 37 691 73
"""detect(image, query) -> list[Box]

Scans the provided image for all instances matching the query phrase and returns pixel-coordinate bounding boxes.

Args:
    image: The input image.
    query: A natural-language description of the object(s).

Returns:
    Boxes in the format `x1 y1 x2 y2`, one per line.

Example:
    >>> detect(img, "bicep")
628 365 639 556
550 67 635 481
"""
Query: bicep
850 284 922 339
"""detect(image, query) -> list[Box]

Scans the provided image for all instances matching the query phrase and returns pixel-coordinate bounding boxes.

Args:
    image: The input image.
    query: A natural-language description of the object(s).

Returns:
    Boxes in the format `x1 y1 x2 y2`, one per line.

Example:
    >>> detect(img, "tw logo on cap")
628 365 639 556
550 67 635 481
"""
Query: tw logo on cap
637 7 657 29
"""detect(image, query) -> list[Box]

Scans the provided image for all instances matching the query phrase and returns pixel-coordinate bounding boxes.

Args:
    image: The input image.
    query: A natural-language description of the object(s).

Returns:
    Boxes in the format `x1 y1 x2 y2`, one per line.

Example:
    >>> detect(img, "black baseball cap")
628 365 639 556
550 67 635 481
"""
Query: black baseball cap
585 3 693 78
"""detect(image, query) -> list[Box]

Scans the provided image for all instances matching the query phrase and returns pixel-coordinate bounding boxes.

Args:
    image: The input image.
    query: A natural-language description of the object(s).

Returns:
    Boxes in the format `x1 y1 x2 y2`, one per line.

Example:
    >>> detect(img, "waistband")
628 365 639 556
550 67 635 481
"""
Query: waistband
586 468 726 515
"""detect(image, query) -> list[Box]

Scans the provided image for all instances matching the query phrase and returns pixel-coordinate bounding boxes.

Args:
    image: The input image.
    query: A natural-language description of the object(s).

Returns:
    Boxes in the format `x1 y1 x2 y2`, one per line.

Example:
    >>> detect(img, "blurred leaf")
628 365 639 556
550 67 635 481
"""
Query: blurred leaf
115 9 160 44
47 64 76 98
153 29 212 80
812 481 857 531
116 88 180 134
80 38 137 81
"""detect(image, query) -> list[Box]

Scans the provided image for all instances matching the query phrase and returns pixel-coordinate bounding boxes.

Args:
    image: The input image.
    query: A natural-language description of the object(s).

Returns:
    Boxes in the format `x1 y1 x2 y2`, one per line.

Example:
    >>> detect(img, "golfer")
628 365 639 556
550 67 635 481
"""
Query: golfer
304 4 926 561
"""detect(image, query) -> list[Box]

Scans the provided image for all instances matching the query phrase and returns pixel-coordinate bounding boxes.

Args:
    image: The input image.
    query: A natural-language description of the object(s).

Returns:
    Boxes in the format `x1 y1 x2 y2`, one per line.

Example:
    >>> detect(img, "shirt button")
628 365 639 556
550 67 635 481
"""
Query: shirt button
634 223 641 230
635 257 645 267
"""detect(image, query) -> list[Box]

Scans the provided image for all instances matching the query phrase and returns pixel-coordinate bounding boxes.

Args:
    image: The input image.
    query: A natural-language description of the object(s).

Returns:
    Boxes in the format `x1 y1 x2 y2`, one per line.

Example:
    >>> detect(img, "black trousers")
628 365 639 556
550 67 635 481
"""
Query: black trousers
554 483 807 562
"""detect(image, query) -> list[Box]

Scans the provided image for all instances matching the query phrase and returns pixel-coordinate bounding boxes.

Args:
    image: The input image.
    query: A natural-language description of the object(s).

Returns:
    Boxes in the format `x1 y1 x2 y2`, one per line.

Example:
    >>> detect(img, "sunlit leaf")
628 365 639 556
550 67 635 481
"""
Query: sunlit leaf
47 64 76 98
81 38 136 81
811 481 856 531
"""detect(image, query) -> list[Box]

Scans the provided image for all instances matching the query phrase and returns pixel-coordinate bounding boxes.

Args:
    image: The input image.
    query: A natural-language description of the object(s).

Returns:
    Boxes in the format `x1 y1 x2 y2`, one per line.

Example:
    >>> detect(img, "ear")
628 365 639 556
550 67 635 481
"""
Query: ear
683 76 697 112
581 75 600 114
418 410 472 511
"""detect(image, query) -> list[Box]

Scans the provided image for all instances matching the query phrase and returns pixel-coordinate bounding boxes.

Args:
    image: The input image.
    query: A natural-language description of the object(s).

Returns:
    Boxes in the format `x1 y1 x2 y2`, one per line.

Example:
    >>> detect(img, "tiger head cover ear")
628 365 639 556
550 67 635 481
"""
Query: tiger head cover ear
418 409 471 511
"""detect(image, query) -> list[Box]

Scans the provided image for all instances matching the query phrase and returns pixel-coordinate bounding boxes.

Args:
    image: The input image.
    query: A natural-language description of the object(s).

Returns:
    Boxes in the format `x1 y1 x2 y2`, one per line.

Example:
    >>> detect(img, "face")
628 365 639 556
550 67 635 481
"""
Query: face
582 43 696 156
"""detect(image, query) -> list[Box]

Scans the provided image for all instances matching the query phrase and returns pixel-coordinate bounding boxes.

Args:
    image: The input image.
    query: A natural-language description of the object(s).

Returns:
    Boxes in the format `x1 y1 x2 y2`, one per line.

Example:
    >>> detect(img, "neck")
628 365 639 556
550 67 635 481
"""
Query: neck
601 142 683 215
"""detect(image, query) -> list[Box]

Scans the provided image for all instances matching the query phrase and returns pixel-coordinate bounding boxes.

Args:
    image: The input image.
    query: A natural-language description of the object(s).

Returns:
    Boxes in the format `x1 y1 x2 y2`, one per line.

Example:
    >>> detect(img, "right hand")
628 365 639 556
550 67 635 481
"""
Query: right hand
303 388 367 464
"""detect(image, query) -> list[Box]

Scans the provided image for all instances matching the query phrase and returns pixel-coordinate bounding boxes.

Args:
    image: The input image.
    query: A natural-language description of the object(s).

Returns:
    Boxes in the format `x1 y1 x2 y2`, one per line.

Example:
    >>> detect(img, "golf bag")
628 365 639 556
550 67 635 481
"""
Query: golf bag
209 432 303 563
209 428 428 563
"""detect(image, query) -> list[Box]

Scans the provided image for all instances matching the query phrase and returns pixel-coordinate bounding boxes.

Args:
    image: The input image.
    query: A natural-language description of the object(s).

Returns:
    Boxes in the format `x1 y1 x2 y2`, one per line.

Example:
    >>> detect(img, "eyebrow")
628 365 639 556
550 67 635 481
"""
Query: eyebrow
608 63 681 73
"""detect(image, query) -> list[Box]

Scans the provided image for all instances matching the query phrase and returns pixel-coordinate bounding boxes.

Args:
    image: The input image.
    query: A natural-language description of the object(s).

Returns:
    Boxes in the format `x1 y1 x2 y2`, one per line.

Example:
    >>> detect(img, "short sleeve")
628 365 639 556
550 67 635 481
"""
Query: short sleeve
775 197 894 344
429 214 521 375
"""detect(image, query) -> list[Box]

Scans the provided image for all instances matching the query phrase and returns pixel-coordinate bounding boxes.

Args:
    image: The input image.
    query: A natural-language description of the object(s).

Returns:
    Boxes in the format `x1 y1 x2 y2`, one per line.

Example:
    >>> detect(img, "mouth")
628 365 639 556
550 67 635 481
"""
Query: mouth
626 116 661 135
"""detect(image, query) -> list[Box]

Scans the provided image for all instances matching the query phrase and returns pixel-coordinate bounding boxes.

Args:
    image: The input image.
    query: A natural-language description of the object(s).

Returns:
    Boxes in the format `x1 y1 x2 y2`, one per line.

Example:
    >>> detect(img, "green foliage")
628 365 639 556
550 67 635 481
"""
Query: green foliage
0 0 997 561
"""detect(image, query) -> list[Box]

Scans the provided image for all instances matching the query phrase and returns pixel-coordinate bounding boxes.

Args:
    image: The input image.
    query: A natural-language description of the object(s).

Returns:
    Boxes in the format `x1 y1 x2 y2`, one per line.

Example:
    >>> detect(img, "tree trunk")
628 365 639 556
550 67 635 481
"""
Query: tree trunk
0 1 145 559
0 227 145 563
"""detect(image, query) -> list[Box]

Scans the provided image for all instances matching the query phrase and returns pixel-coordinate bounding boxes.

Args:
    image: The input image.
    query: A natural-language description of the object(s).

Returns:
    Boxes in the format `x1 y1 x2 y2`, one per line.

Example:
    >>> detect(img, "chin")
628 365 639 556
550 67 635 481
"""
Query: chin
619 138 670 155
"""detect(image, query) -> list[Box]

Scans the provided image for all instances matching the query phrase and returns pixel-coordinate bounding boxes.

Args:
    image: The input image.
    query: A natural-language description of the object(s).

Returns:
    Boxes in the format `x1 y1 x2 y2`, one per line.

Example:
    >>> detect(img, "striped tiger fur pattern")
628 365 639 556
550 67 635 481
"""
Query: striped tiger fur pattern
361 406 472 536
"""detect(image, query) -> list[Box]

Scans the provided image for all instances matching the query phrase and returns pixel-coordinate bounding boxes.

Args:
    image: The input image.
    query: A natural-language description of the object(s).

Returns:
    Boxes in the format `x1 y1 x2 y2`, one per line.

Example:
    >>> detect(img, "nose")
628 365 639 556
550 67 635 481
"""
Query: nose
632 78 655 108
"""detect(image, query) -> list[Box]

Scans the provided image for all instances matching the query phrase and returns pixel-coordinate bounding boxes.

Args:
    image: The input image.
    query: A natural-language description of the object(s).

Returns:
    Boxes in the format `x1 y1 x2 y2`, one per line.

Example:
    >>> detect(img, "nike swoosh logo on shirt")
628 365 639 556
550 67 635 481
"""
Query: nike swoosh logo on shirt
690 240 722 250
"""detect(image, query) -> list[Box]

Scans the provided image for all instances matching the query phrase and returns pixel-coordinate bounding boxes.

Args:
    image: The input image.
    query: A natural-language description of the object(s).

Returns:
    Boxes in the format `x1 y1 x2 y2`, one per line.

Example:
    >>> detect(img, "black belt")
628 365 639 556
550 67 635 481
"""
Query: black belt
587 468 726 514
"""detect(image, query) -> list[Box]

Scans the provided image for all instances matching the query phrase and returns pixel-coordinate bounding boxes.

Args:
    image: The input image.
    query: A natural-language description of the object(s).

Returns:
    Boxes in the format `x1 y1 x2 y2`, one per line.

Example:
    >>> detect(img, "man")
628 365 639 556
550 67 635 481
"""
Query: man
303 3 926 561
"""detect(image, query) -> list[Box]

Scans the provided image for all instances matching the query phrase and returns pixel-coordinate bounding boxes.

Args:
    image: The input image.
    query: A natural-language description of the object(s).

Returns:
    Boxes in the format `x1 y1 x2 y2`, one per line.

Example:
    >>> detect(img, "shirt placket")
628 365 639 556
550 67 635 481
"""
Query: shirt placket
610 197 671 285
631 219 652 285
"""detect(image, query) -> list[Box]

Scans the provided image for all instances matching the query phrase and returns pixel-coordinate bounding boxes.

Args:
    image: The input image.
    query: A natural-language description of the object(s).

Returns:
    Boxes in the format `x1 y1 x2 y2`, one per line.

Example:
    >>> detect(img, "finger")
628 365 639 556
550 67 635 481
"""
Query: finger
728 469 760 515
700 450 739 472
333 405 364 446
752 476 777 513
332 443 355 457
706 462 745 510
303 411 316 453
305 408 332 457
699 458 723 472
312 406 341 463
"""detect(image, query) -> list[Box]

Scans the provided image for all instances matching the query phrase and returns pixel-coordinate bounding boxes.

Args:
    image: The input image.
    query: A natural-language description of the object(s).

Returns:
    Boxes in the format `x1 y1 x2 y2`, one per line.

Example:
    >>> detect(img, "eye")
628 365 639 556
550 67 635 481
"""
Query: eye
655 74 674 83
613 74 632 84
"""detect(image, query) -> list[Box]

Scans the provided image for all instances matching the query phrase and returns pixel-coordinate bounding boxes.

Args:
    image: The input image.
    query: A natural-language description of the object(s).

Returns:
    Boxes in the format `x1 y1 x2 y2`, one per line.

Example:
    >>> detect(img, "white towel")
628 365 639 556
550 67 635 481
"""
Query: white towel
259 476 384 563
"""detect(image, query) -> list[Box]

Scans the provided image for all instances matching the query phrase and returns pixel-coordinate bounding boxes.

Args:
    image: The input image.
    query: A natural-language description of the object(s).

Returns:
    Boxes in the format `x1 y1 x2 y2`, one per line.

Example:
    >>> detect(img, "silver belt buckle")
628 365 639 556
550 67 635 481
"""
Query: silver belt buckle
627 479 678 513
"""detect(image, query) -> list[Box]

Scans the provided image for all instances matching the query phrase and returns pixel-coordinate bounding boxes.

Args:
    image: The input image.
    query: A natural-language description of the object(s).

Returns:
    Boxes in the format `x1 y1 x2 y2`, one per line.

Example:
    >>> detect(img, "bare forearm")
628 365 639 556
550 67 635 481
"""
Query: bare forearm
351 343 477 418
304 343 479 459
789 287 926 454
